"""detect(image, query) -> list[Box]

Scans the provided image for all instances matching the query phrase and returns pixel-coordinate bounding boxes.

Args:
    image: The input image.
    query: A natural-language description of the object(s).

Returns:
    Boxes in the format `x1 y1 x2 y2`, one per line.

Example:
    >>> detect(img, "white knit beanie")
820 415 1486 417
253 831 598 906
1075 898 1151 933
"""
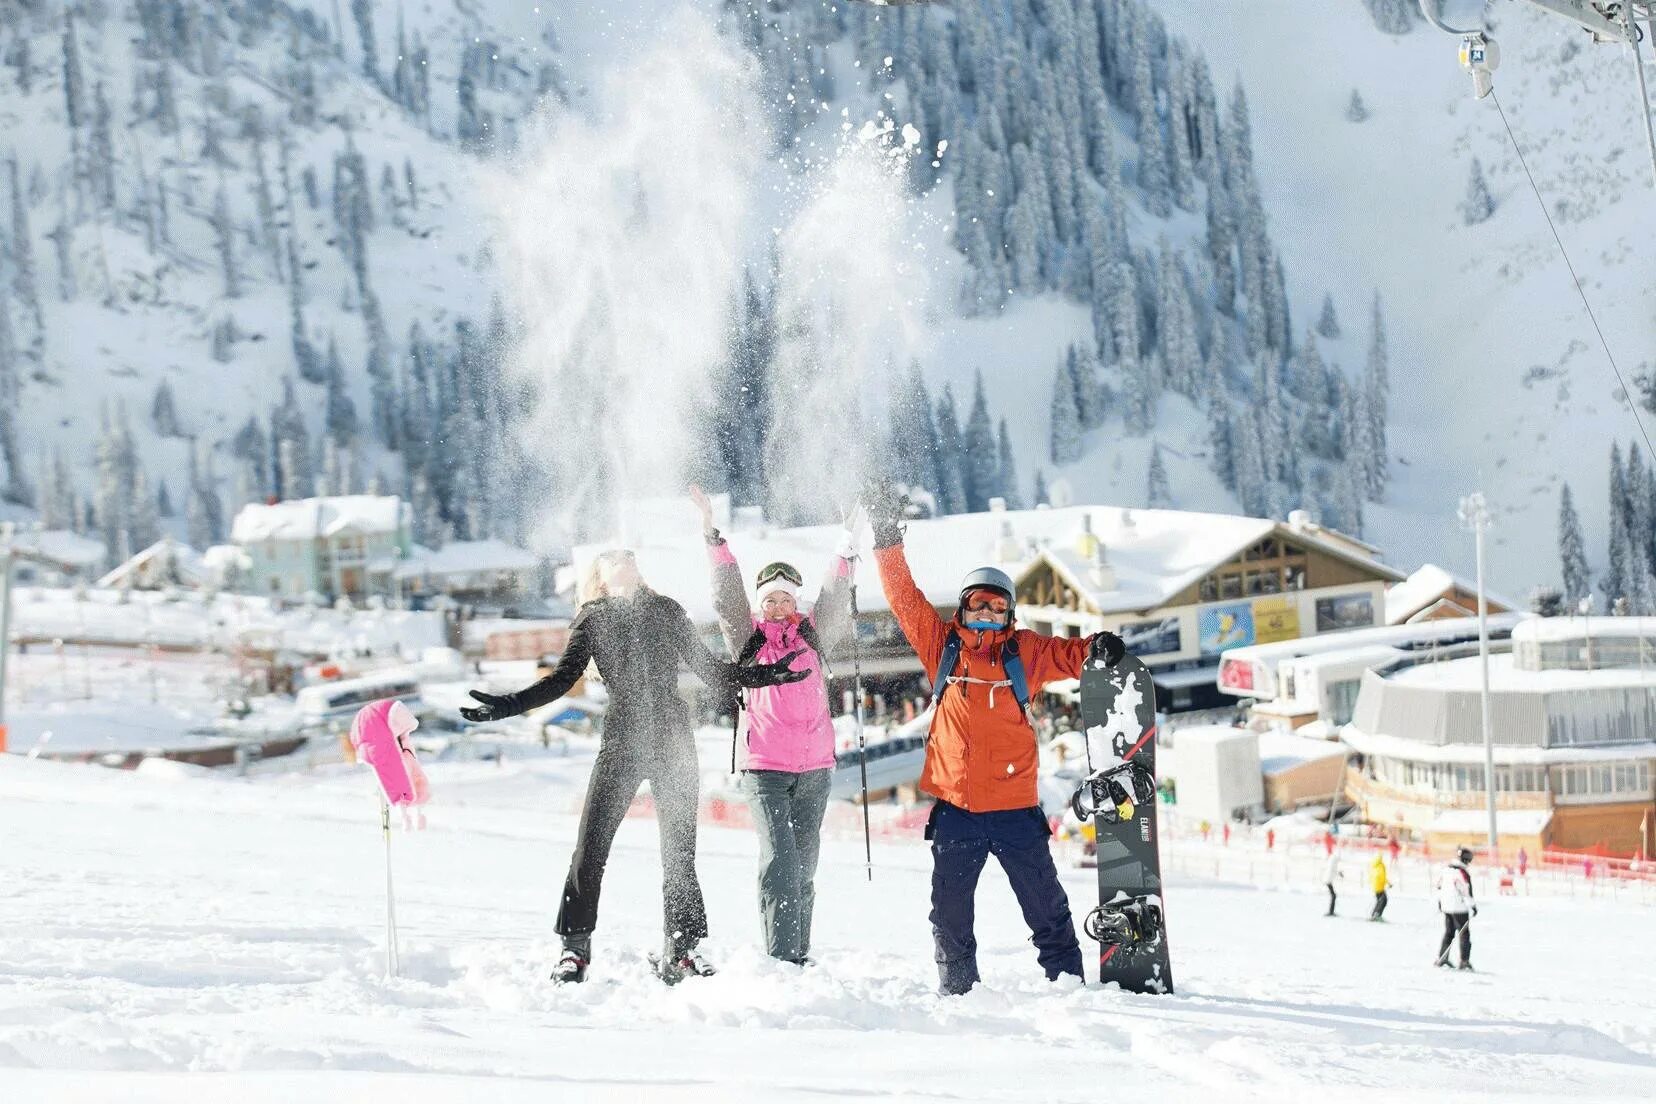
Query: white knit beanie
756 576 800 605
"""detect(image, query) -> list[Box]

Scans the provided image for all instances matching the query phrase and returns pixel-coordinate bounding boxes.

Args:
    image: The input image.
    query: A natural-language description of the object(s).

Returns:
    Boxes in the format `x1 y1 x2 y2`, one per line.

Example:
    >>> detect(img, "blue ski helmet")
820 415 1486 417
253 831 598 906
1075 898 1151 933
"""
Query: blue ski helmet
958 566 1016 620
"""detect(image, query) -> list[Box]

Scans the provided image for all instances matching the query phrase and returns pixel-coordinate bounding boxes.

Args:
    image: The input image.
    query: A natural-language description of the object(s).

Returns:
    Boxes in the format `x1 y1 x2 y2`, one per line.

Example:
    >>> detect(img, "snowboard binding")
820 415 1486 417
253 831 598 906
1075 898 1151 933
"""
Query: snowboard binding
1070 761 1157 824
1084 895 1164 952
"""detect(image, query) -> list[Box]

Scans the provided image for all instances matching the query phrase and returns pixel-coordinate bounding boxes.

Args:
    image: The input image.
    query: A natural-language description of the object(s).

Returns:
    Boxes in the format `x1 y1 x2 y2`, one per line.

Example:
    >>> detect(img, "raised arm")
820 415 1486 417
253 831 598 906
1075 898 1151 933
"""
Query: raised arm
873 542 947 679
706 538 755 654
460 607 595 721
809 526 858 655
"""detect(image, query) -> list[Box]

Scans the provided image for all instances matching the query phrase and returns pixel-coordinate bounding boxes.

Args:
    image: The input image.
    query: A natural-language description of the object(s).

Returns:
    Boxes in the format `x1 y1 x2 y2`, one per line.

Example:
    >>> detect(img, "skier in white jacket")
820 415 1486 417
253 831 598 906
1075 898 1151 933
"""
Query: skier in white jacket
1323 849 1341 917
1434 848 1477 970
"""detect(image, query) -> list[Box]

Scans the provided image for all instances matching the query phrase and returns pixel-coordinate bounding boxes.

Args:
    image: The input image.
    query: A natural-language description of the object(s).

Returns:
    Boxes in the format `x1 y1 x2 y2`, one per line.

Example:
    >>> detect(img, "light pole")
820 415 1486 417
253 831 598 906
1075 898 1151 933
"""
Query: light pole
1458 492 1499 859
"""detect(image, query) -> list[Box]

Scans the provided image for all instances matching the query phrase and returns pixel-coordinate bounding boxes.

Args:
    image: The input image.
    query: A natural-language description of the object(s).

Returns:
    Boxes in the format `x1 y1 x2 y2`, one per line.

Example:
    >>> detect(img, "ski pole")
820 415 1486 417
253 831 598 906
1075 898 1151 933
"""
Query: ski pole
850 566 872 882
380 792 400 977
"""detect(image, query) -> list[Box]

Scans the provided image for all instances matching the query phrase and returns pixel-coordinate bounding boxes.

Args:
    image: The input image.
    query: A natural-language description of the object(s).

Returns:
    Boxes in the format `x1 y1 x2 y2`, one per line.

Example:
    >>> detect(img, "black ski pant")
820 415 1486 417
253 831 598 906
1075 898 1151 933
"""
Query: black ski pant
926 801 1083 995
1371 890 1388 920
1326 884 1336 916
1438 912 1472 965
555 736 708 955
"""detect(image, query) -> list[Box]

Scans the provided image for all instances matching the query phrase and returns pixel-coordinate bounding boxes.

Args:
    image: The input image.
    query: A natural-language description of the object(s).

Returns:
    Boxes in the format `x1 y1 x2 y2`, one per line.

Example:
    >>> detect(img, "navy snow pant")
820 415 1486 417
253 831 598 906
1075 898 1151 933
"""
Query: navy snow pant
926 800 1084 995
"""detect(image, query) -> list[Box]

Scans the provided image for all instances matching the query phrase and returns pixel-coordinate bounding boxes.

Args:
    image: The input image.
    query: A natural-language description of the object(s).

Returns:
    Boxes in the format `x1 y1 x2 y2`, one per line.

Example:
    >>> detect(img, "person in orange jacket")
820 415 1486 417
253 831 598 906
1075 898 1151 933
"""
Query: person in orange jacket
865 481 1124 994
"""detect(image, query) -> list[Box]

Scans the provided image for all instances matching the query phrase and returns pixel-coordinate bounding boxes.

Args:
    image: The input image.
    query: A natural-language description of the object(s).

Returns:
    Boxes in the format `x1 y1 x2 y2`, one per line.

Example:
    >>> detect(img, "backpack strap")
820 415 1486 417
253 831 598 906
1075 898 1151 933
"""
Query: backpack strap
1000 633 1031 716
930 629 964 707
794 617 832 679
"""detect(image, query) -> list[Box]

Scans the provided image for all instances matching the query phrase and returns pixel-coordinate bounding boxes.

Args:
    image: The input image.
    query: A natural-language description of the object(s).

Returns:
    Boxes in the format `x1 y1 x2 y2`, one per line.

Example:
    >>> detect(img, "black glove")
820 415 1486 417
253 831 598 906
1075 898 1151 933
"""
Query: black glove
1088 630 1126 667
733 650 811 689
460 689 525 723
1471 905 1478 917
863 477 907 549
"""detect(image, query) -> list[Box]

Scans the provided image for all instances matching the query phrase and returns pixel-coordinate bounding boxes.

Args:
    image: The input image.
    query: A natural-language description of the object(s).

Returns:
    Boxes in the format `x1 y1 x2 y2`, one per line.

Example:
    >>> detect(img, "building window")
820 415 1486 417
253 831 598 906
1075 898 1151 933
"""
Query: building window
1200 577 1218 602
1327 679 1360 726
1220 574 1242 600
1285 564 1306 590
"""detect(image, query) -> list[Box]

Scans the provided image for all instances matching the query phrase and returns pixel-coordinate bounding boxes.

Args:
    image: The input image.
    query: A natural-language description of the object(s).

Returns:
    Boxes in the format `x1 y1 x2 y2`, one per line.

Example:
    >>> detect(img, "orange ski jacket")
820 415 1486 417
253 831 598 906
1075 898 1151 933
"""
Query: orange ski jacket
875 544 1091 812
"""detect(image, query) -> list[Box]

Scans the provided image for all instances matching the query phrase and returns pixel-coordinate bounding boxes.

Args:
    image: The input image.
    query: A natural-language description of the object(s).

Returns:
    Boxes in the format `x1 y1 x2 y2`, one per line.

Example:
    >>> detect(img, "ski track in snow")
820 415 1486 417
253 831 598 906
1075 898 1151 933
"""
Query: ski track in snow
2 755 1654 1102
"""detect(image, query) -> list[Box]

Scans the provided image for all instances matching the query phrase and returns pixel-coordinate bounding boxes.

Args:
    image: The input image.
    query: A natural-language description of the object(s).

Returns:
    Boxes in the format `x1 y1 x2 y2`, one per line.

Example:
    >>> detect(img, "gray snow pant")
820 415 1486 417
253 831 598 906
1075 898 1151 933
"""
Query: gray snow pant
742 767 833 962
555 739 708 956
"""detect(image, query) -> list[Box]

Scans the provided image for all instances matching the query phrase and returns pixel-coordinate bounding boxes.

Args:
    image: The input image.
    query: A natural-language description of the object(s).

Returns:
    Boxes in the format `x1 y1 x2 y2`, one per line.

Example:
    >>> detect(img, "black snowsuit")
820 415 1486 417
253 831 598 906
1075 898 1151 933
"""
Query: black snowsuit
507 590 745 955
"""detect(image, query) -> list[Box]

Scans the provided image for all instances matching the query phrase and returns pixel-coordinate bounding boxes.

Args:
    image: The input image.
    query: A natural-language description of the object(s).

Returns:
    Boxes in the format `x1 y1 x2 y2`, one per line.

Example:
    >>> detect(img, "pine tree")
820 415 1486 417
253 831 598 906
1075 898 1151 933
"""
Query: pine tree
1208 393 1237 489
1364 294 1390 497
151 380 184 437
350 0 381 87
1147 442 1172 508
1558 482 1591 606
1626 443 1653 581
1316 293 1341 339
1603 499 1631 611
1051 356 1083 464
1461 158 1495 225
1131 23 1171 217
9 158 43 337
212 184 240 298
1364 0 1418 35
1345 89 1370 123
934 385 968 515
1033 468 1050 507
325 338 359 445
996 420 1022 510
88 81 115 210
963 370 999 510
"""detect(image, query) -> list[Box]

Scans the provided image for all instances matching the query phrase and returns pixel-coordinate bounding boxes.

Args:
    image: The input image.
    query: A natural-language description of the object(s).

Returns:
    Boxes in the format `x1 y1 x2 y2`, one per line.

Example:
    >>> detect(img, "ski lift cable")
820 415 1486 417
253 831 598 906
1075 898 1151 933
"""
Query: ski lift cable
1486 88 1656 460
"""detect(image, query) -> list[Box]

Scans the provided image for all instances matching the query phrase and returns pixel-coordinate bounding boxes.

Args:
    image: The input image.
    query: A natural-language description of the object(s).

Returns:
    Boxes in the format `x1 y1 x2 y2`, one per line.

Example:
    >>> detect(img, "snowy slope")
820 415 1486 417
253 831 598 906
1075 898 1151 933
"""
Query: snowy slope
1147 0 1656 594
2 753 1654 1099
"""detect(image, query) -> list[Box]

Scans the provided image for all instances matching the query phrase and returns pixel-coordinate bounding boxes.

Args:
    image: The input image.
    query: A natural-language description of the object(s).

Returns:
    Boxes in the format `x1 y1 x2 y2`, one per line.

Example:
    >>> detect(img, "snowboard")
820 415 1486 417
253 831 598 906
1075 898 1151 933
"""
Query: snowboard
1075 653 1174 995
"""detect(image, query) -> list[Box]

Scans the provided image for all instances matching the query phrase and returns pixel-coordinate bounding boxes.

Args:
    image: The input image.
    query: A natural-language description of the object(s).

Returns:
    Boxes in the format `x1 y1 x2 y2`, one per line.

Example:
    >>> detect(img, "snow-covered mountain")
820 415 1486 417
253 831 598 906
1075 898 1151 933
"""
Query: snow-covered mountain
3 0 1652 601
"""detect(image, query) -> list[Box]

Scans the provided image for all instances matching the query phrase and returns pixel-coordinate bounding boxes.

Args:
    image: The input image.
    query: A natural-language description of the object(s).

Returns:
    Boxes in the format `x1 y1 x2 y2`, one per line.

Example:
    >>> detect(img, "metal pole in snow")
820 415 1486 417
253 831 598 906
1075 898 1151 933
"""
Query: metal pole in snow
1460 492 1499 859
381 793 400 977
850 570 872 882
0 526 14 752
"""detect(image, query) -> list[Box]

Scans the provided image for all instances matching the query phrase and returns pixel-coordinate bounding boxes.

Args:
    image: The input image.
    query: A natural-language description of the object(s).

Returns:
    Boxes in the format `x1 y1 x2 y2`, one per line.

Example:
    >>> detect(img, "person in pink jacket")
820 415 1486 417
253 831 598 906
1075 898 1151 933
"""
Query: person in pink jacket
691 485 854 965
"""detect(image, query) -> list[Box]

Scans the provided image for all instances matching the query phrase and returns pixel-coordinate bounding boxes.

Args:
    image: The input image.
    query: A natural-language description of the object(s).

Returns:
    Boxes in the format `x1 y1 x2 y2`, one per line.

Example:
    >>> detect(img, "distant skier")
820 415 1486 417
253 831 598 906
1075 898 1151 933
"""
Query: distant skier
1434 847 1477 970
865 479 1125 995
1369 854 1390 921
460 548 808 984
691 485 855 966
1323 847 1341 917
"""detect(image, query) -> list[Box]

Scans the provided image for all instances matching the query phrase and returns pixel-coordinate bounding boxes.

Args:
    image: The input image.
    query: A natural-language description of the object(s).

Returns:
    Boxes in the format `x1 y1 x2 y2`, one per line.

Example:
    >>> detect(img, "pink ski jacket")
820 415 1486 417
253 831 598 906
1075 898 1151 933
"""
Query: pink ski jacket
707 541 851 773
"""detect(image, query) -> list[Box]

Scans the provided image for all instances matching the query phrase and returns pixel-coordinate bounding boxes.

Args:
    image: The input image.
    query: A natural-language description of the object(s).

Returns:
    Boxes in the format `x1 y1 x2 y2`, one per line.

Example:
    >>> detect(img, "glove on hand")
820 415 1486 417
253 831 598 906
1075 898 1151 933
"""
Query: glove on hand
460 689 524 723
863 478 907 549
1088 630 1126 667
733 650 811 689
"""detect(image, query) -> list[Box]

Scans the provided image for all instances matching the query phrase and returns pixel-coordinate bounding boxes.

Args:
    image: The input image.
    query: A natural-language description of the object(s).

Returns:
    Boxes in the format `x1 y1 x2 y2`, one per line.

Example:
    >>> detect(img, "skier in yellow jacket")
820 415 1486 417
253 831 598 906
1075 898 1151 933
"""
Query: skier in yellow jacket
1369 854 1390 921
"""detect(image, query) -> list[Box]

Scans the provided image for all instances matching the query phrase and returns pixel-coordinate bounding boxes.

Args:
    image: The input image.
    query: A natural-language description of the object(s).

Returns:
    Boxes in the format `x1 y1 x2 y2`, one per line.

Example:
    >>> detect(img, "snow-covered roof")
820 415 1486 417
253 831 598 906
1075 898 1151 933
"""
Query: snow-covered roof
1385 563 1517 625
6 527 107 569
1172 724 1256 747
573 503 1393 624
1257 729 1347 775
95 538 207 589
394 540 539 581
1388 652 1656 693
1339 724 1656 766
1222 612 1530 672
231 496 405 544
1512 616 1656 643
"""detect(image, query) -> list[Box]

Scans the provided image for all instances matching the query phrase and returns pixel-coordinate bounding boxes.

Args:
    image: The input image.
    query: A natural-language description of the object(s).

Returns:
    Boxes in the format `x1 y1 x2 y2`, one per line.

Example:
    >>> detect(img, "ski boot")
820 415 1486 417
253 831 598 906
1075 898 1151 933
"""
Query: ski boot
1083 895 1164 953
652 942 717 986
550 935 591 984
1071 762 1157 824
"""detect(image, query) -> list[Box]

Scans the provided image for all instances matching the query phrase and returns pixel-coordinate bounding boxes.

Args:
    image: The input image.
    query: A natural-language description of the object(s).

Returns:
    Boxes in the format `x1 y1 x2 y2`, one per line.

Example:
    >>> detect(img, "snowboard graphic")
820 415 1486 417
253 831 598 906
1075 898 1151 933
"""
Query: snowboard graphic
1074 654 1174 995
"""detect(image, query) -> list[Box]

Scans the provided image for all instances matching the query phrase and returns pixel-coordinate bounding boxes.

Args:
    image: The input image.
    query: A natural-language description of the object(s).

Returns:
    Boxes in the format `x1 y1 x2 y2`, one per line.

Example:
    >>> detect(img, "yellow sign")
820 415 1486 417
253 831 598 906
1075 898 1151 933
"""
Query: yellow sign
1251 596 1300 644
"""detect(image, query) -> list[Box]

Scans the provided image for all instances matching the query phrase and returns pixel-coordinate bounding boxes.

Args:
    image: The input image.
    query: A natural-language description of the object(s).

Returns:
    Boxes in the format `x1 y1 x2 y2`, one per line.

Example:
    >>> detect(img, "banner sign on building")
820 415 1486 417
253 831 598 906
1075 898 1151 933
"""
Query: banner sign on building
1198 602 1255 654
1251 596 1300 645
1119 615 1182 657
1315 593 1375 633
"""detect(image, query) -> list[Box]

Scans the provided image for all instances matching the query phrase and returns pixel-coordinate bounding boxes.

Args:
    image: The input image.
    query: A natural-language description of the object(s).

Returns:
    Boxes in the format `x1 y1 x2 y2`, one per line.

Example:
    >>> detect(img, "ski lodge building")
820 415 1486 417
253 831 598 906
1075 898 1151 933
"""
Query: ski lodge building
231 495 412 602
1339 617 1656 857
578 498 1407 715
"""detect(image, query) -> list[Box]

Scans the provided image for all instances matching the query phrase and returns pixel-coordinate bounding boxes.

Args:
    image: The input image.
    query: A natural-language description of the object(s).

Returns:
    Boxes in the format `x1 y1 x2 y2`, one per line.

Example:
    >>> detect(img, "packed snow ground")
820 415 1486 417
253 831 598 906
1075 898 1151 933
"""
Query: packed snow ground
3 750 1655 1102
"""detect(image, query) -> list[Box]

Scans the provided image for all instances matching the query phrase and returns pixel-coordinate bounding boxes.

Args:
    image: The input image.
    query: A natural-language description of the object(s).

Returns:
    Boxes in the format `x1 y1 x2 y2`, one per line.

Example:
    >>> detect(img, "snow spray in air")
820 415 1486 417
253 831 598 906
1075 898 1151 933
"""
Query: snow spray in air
489 10 768 545
492 8 937 543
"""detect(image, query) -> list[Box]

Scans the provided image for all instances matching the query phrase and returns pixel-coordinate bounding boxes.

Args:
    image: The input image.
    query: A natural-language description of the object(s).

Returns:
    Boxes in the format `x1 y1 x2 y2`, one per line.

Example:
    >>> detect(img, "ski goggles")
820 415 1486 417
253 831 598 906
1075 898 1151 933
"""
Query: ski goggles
756 562 803 588
962 590 1010 615
595 549 636 568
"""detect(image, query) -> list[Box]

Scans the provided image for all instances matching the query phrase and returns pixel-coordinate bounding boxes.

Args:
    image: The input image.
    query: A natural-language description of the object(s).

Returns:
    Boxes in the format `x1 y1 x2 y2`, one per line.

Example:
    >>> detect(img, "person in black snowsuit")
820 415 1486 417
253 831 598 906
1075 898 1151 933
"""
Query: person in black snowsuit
461 549 807 984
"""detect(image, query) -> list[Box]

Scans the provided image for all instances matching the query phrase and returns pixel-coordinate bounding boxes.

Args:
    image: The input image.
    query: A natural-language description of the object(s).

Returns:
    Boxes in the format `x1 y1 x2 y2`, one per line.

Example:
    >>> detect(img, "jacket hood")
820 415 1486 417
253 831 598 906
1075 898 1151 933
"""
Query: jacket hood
950 614 1015 650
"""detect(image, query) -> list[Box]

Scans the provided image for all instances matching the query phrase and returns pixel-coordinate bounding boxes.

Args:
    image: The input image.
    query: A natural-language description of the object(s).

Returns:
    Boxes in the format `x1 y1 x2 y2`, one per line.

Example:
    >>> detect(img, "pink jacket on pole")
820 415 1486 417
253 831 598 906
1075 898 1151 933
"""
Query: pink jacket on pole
350 699 431 807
